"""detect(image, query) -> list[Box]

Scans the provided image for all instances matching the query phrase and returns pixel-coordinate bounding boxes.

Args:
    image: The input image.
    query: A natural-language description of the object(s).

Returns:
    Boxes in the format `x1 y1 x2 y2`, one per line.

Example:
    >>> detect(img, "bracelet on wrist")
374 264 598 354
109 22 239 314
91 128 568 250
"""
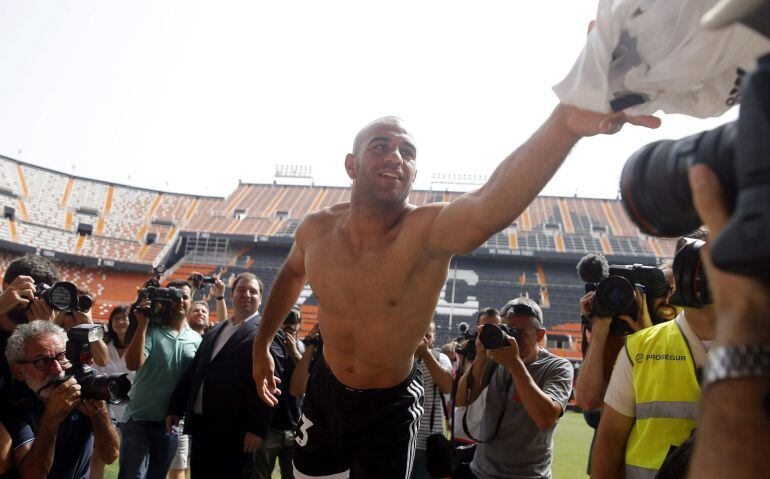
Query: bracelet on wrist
215 296 224 300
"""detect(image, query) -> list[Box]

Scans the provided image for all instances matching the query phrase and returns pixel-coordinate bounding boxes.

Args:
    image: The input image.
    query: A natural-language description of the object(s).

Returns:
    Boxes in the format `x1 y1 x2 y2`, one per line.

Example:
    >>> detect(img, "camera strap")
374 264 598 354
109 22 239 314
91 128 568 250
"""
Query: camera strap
461 371 511 443
425 350 445 435
429 384 437 434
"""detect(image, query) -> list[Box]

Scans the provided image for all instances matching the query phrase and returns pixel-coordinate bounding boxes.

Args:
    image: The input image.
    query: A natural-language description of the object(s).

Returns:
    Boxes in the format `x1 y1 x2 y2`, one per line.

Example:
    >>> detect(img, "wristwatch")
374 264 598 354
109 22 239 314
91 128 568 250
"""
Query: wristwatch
215 296 224 300
703 344 770 391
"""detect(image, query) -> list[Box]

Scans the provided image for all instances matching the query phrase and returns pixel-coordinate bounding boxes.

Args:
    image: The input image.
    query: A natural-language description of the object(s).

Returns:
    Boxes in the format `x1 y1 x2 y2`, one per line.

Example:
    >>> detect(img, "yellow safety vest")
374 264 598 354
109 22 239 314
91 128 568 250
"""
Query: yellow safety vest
623 318 700 479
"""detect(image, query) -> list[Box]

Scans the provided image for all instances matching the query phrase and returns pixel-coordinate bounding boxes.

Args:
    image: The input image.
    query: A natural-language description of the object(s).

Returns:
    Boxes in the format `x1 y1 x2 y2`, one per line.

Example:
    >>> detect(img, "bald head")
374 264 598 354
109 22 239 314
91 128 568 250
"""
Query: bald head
352 116 409 157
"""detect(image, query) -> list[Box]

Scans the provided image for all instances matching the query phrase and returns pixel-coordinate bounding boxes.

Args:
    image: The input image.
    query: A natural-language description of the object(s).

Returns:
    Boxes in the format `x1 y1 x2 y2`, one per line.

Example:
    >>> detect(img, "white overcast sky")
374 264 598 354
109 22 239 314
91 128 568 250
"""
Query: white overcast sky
0 0 737 199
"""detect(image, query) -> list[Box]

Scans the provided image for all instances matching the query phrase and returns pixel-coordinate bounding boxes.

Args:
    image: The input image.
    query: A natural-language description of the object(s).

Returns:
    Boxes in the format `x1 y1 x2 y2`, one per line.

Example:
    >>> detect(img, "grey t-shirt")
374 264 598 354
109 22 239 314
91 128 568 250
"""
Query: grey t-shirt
470 348 574 479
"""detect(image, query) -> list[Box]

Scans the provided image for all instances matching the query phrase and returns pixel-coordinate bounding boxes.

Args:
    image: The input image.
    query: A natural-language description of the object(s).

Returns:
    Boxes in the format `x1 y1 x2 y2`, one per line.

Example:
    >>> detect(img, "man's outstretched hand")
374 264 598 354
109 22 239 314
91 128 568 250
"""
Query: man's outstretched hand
252 346 281 406
558 104 661 138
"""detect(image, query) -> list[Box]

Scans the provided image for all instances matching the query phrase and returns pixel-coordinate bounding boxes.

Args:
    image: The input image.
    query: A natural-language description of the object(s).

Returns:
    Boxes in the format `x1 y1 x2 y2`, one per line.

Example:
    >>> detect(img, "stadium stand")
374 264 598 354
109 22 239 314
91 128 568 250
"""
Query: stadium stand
0 154 680 362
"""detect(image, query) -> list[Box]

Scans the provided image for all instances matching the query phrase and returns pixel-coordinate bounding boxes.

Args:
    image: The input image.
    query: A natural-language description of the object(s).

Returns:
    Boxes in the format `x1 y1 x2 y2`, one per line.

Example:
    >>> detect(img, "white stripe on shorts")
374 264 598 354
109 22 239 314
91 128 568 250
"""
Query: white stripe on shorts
292 466 351 479
405 379 425 478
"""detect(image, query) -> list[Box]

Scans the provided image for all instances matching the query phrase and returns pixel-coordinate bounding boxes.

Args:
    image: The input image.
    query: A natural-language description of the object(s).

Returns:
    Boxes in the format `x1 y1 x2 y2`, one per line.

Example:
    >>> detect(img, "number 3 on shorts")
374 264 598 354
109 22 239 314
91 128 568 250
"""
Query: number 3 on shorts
295 413 314 447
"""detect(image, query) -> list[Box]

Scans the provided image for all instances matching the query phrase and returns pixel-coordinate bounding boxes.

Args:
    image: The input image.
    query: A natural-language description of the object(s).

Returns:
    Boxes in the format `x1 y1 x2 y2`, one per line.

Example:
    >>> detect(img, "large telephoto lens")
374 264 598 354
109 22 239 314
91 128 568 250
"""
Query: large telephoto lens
670 239 711 308
81 372 132 405
620 122 737 237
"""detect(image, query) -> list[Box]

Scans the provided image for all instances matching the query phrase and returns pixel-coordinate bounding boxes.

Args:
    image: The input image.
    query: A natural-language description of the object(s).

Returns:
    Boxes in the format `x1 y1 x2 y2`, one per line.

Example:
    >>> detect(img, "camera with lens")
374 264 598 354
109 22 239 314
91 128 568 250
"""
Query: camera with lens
670 237 711 309
478 323 519 350
9 281 93 325
454 322 478 361
578 254 670 335
53 324 131 405
303 333 323 347
620 53 770 281
133 265 183 324
188 273 216 290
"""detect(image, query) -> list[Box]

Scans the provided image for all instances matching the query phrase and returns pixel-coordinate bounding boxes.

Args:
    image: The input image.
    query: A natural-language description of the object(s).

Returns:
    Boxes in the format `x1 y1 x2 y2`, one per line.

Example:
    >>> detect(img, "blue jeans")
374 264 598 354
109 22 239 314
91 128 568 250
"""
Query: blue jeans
118 419 179 479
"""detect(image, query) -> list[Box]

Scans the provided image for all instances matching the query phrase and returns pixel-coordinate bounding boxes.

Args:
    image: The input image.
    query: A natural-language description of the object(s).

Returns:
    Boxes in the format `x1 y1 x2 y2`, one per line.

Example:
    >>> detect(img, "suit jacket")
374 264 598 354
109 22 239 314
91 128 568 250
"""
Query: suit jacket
168 315 286 439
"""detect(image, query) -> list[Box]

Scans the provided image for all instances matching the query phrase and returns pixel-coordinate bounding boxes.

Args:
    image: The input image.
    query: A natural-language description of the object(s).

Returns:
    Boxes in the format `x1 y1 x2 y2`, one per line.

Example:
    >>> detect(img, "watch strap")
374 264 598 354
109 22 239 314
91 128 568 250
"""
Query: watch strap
704 344 770 391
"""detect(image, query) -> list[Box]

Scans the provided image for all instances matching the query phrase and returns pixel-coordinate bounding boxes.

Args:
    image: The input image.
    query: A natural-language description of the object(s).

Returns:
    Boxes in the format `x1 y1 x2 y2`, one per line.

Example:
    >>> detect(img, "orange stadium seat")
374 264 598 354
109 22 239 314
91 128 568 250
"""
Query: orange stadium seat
0 154 684 364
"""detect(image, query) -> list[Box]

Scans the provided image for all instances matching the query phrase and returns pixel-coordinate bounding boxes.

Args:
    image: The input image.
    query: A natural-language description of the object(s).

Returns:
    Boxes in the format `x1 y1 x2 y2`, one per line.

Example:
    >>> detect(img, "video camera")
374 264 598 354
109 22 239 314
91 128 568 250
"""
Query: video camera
620 53 770 281
53 324 131 405
133 265 184 324
578 253 670 335
9 281 93 325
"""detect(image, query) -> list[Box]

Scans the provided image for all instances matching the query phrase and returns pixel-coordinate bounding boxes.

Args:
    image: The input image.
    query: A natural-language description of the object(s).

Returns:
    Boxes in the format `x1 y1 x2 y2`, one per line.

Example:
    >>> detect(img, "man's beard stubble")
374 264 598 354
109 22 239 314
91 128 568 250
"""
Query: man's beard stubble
24 370 65 400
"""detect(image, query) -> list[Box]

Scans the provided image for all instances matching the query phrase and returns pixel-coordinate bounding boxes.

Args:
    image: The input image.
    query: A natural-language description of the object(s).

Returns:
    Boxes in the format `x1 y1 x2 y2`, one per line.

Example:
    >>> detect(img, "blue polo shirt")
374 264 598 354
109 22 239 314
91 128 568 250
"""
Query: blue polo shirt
125 324 201 421
4 397 116 479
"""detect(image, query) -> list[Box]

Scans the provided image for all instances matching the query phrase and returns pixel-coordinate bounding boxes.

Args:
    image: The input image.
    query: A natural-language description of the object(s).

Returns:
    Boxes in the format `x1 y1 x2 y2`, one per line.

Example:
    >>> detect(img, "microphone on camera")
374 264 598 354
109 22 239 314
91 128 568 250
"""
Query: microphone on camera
577 253 610 283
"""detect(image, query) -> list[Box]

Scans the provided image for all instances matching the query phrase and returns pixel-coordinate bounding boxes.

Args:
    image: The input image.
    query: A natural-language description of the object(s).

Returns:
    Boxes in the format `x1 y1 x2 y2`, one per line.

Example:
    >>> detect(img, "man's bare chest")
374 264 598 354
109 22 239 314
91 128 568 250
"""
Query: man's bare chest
304 236 420 309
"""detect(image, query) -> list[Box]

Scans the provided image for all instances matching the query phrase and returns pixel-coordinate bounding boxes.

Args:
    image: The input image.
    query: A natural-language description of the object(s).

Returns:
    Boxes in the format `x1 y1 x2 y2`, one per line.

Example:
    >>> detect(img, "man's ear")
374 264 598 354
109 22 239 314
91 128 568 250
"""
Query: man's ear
536 329 546 342
345 154 357 181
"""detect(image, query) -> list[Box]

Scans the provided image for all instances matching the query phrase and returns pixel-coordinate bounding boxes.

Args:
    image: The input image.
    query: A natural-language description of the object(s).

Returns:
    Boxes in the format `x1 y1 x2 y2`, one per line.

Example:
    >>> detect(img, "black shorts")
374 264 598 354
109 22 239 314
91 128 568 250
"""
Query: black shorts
293 356 424 479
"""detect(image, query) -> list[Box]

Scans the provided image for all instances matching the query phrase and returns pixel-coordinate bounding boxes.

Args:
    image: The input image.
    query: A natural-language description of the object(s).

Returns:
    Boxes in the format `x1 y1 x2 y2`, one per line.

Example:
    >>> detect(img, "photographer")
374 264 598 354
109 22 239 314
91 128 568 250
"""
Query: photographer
411 321 453 479
591 231 715 479
119 280 201 479
3 320 119 478
1 255 59 329
576 265 675 476
1 255 60 410
455 298 573 479
452 308 501 444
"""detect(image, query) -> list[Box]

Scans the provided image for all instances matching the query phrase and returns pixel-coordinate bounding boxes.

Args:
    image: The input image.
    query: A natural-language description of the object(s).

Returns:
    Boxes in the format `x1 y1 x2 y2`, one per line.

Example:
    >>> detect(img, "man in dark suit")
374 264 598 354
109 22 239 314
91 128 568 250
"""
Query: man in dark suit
168 272 286 479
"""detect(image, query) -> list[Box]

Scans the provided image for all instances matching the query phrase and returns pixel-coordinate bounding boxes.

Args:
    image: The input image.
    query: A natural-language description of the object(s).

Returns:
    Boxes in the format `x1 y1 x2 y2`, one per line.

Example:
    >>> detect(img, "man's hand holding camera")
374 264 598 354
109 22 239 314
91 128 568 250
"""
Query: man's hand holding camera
0 275 35 316
77 398 108 418
485 334 520 370
210 275 225 298
689 165 770 344
41 377 81 426
27 296 55 323
580 291 612 335
133 298 151 327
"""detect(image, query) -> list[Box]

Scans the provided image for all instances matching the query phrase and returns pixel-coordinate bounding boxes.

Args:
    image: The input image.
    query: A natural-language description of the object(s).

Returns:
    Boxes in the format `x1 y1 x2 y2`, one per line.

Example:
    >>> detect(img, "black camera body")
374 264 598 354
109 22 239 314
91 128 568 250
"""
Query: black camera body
583 263 668 336
188 273 216 290
134 265 183 324
303 333 323 347
478 323 519 350
620 54 770 280
9 281 92 325
54 324 131 405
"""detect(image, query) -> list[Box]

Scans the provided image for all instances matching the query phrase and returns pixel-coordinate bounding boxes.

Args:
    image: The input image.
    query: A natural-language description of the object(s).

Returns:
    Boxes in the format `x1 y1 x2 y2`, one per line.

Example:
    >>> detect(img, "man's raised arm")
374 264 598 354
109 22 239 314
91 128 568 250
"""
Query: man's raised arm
426 105 660 256
252 225 308 406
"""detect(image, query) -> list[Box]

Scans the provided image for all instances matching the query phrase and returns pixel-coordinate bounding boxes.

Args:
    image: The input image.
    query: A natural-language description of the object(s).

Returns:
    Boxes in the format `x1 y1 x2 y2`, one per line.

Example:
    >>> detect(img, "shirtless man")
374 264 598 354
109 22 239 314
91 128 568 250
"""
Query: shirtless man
253 105 659 478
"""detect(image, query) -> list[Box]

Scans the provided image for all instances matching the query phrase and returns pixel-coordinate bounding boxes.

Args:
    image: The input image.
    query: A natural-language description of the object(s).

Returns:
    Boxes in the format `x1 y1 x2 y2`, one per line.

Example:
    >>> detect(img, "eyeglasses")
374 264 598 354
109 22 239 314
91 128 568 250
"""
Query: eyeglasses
18 352 69 371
